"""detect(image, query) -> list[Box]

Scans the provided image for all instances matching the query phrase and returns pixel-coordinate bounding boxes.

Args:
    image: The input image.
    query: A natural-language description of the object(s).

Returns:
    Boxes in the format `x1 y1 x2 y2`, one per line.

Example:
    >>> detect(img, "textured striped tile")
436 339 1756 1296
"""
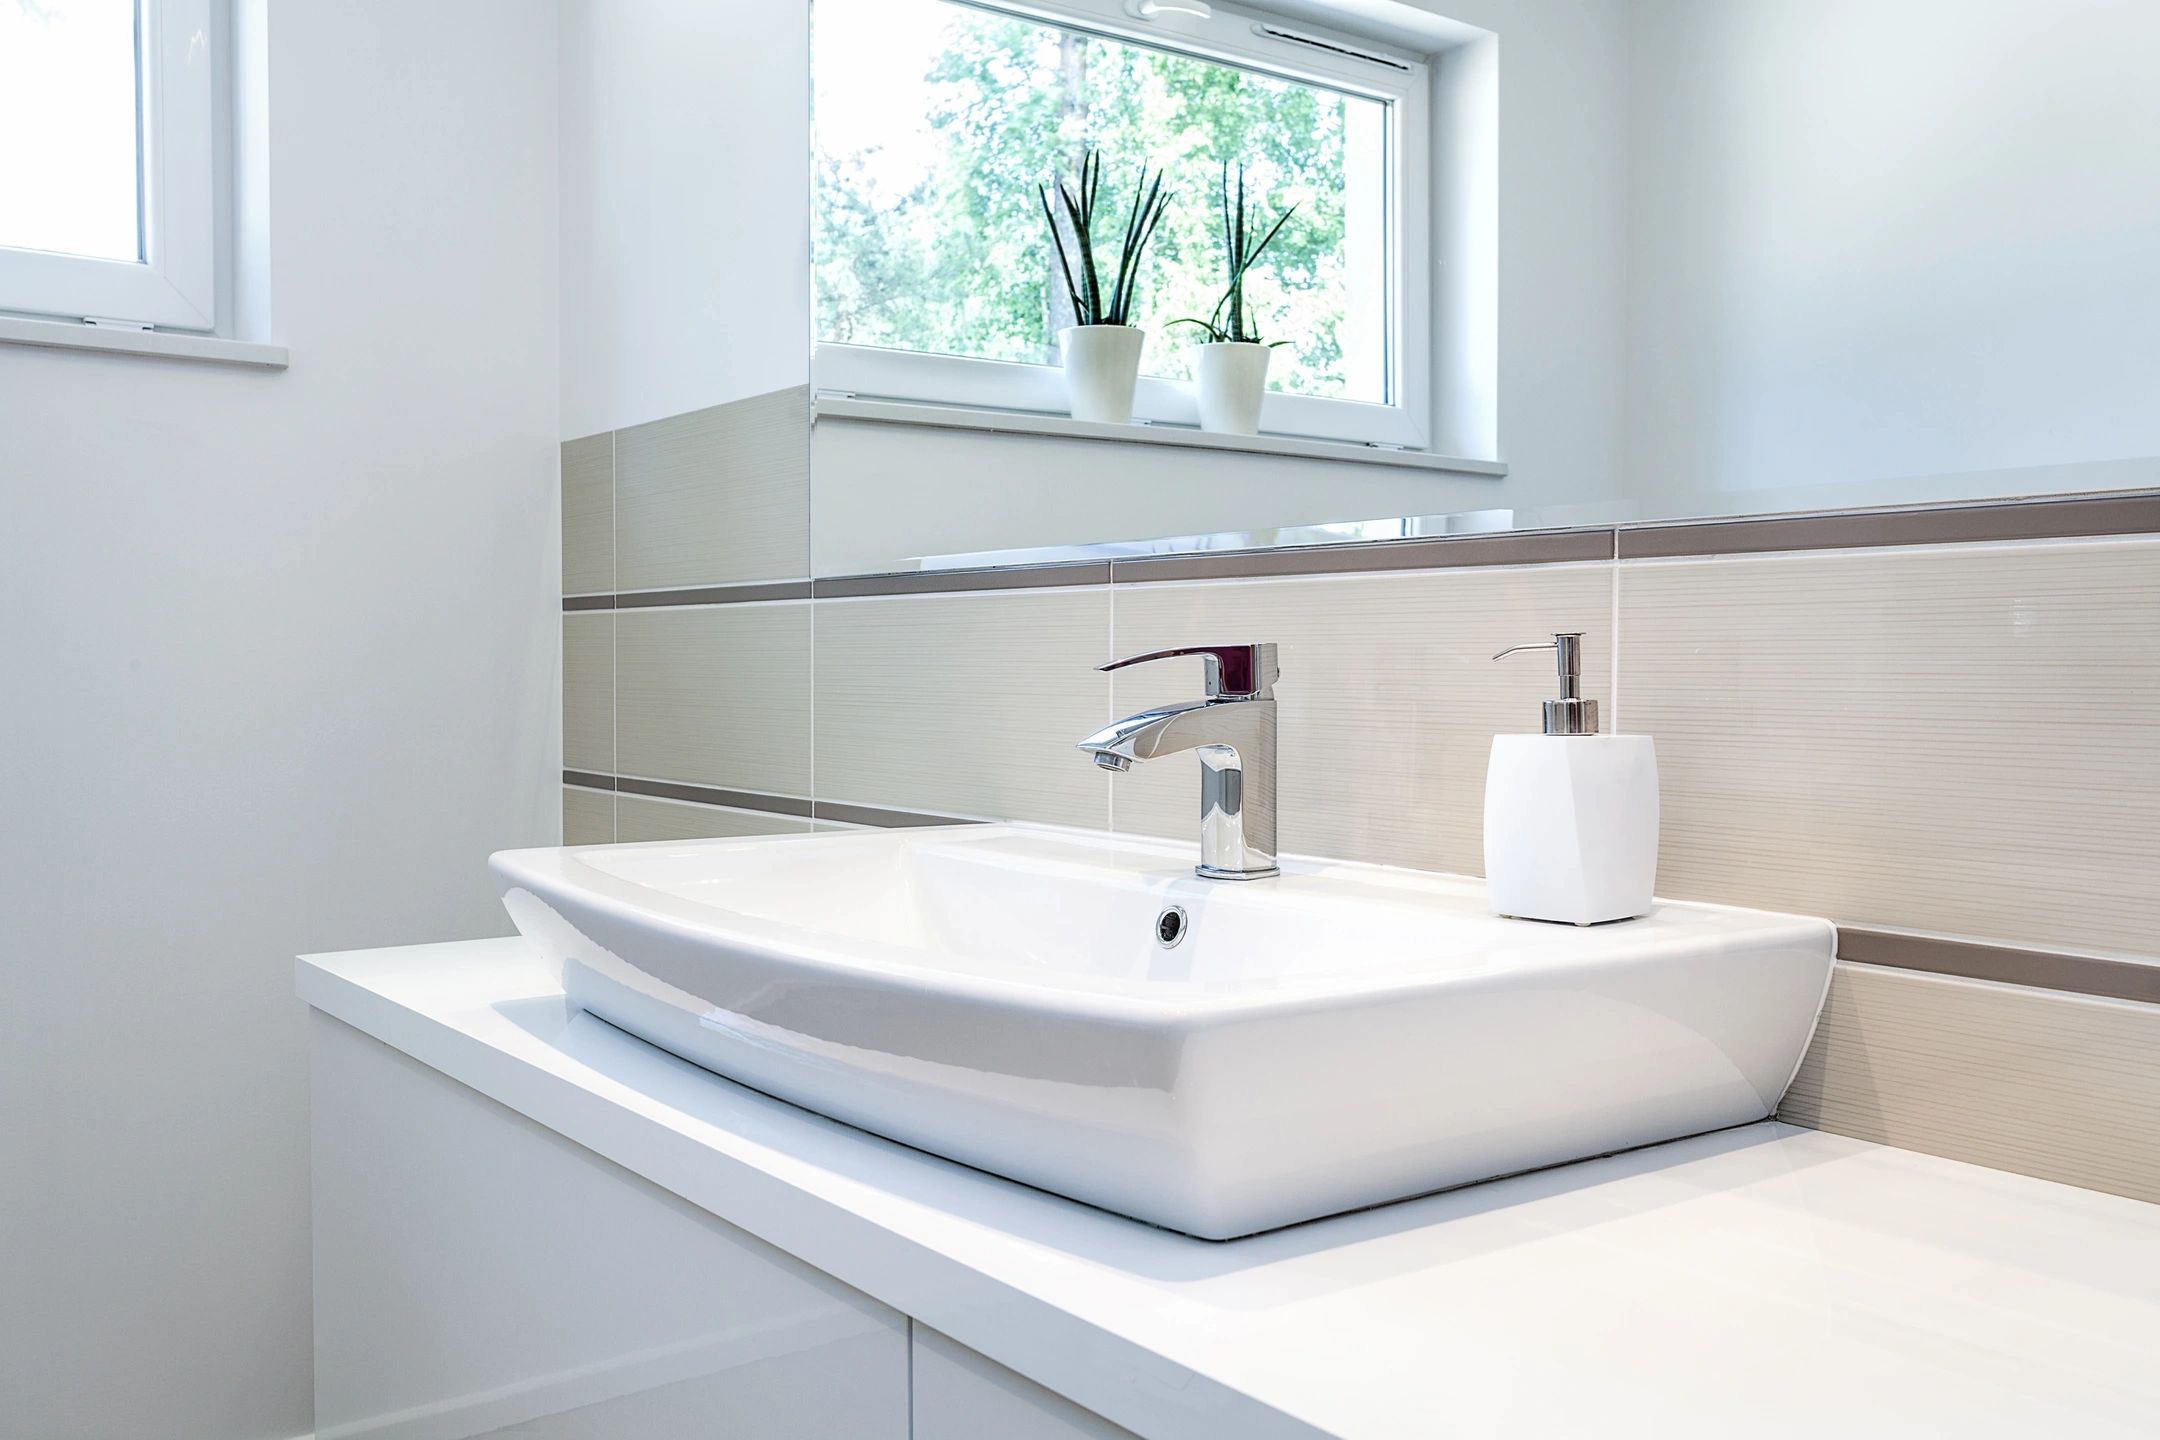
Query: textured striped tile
615 603 811 795
562 785 615 845
615 794 814 843
614 387 808 589
562 612 613 775
1782 963 2160 1205
814 587 1111 827
1621 538 2160 955
560 432 612 595
1106 564 1615 873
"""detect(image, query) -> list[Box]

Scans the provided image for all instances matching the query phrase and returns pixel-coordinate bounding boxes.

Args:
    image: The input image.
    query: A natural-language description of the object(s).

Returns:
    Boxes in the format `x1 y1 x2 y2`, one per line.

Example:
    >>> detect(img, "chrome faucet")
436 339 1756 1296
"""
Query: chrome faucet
1077 643 1279 881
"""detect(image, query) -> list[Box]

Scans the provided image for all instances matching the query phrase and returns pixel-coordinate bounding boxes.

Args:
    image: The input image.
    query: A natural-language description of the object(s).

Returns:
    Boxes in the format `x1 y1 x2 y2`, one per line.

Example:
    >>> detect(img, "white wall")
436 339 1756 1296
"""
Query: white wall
1416 0 1635 519
0 5 560 1438
558 0 812 438
1626 0 2160 506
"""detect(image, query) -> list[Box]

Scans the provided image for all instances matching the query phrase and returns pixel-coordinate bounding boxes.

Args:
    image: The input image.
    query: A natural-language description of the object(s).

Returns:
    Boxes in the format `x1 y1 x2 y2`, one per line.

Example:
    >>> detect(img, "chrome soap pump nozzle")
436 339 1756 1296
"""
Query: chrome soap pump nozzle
1492 632 1599 736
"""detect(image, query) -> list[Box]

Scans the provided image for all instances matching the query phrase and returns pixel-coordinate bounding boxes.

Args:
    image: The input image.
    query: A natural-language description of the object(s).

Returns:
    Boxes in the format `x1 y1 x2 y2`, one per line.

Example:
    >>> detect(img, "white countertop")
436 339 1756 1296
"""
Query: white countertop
298 939 2160 1440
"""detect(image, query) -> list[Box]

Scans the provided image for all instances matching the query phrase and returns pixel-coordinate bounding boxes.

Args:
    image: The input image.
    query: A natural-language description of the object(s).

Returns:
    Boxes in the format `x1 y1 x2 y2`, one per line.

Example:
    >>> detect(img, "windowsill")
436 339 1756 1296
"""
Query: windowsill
813 394 1506 476
0 314 288 369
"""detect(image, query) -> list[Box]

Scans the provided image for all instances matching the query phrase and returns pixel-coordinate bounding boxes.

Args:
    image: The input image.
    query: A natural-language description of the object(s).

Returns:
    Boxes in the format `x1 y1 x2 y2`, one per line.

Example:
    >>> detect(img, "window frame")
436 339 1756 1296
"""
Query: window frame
812 0 1433 449
0 0 219 331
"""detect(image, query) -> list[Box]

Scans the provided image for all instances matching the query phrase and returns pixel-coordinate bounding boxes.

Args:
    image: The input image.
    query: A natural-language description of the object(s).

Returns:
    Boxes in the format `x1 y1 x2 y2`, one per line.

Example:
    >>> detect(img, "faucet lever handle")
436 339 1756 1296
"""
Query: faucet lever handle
1100 642 1278 699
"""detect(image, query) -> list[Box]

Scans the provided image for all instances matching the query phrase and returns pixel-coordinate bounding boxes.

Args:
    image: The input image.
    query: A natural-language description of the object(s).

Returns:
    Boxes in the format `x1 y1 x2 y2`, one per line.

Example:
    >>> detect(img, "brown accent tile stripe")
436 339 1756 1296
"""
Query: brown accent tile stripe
559 771 815 819
565 492 2160 606
1837 928 2160 1006
562 581 814 611
813 561 1111 598
616 581 812 607
1109 527 1615 584
616 776 816 818
810 799 985 829
1617 489 2160 559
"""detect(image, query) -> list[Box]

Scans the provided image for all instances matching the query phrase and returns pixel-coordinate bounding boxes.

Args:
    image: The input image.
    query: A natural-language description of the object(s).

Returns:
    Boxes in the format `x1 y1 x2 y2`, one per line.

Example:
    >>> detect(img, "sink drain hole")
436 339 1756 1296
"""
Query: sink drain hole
1155 905 1189 948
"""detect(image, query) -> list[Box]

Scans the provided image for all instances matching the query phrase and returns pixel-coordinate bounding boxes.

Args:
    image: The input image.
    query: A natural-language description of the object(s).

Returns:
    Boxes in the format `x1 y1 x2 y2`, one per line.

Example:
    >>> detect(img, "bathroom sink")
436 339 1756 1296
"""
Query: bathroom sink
492 825 1834 1238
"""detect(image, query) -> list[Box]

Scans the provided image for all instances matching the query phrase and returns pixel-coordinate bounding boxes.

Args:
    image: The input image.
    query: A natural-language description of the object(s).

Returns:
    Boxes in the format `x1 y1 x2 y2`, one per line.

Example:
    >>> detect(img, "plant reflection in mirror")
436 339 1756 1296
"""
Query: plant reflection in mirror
1174 162 1297 346
1037 149 1173 328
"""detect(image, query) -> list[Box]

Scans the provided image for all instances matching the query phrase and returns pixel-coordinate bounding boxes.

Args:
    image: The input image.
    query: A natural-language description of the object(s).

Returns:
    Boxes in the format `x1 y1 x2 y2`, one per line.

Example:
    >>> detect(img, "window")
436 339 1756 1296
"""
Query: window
813 0 1429 447
0 0 218 329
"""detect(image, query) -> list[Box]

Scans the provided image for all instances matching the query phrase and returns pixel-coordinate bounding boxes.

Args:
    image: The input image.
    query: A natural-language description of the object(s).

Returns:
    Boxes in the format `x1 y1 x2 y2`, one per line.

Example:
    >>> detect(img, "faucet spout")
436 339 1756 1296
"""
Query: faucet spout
1078 645 1280 881
1075 699 1221 765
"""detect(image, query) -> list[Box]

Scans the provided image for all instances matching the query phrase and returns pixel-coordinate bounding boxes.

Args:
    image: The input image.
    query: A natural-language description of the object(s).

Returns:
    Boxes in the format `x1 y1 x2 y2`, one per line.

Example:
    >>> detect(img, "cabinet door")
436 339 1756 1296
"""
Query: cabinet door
311 1013 909 1439
912 1325 1141 1439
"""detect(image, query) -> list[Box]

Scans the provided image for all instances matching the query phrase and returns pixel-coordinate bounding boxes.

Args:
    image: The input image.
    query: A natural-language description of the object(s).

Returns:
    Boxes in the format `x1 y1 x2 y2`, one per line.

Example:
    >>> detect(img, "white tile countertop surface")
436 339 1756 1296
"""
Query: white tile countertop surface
298 939 2160 1440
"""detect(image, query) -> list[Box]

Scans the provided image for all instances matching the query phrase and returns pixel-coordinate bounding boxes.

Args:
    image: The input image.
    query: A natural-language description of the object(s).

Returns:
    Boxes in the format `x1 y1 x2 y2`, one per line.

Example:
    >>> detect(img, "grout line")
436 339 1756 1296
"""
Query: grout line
1104 575 1118 837
1607 531 1623 732
803 386 816 833
608 428 619 842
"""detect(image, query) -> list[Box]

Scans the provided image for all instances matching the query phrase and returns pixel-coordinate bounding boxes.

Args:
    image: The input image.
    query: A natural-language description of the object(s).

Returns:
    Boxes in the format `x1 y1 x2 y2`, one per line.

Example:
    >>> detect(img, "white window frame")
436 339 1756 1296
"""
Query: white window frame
813 0 1432 449
0 0 218 330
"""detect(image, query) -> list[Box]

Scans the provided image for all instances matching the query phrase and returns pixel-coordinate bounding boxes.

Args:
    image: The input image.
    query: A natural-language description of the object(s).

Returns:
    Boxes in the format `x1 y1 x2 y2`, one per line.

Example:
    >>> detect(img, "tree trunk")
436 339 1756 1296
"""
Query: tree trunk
1046 34 1090 337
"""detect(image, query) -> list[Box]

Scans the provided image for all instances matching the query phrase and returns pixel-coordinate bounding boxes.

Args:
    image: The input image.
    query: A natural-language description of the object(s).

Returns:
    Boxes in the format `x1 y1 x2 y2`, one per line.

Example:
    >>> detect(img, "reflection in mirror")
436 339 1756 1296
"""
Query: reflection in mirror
815 0 1390 407
807 0 2160 576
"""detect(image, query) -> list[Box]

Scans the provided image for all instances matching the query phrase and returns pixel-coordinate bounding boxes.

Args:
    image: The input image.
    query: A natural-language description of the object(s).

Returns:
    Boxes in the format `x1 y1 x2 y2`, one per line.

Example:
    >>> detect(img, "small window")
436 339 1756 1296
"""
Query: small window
813 0 1430 447
0 0 218 329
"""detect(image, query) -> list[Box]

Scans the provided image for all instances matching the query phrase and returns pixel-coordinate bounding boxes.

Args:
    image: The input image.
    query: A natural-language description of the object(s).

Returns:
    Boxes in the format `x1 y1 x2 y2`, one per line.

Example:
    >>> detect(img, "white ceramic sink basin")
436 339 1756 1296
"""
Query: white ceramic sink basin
492 825 1834 1238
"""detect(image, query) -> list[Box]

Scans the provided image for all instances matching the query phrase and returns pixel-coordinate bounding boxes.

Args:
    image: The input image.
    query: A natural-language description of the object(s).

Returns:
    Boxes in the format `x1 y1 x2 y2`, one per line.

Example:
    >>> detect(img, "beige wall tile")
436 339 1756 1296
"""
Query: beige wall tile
614 387 808 590
1107 564 1615 873
1782 963 2160 1205
562 612 613 774
615 603 811 794
814 587 1111 827
615 795 814 843
562 786 615 845
1621 538 2160 955
561 433 612 595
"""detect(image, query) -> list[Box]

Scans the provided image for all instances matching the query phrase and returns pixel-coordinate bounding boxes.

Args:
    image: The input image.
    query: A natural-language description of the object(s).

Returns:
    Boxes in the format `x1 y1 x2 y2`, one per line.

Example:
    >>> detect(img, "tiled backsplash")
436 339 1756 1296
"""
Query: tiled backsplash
560 386 2160 1206
817 586 1113 829
606 390 808 592
1624 539 2160 957
614 603 812 794
1785 965 2160 1203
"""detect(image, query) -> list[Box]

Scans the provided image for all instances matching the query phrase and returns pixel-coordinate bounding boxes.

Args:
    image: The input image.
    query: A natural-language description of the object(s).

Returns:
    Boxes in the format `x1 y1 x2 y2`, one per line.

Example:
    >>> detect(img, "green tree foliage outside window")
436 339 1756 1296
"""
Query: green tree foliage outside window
815 0 1379 400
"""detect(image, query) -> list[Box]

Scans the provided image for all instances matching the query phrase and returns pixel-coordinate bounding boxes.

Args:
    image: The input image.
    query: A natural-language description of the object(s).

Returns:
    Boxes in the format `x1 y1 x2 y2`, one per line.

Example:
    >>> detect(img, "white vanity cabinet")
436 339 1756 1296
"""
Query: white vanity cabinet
912 1327 1141 1439
310 1014 911 1439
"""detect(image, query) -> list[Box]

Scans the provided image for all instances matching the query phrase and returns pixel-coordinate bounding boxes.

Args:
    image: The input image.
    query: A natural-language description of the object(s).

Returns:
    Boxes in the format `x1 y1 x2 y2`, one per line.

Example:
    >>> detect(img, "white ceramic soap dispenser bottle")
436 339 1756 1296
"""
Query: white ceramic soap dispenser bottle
1484 632 1658 925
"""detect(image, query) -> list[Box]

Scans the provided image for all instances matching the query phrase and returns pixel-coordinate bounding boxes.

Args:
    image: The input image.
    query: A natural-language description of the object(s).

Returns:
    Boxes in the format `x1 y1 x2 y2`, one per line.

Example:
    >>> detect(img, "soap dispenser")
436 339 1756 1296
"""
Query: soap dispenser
1484 633 1658 924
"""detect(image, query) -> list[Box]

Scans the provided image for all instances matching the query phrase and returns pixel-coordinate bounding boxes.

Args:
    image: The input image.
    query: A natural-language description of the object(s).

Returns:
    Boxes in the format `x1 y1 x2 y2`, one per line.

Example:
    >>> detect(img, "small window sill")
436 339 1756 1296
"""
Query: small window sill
813 394 1505 476
0 314 288 370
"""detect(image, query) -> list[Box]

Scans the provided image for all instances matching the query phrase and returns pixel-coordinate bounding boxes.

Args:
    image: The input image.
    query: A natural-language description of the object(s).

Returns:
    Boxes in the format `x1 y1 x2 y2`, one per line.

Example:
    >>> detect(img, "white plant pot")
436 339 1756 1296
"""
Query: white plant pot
1058 324 1145 424
1194 341 1272 435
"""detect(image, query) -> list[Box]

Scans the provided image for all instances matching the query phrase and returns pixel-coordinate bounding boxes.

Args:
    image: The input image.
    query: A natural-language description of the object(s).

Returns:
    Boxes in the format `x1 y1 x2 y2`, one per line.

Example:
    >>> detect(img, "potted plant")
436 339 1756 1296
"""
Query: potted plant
1039 151 1172 424
1174 164 1297 435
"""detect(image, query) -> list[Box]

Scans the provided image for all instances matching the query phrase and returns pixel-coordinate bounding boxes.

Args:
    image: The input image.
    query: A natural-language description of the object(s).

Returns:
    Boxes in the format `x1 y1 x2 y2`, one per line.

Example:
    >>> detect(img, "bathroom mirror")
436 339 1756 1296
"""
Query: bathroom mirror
804 0 2160 576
